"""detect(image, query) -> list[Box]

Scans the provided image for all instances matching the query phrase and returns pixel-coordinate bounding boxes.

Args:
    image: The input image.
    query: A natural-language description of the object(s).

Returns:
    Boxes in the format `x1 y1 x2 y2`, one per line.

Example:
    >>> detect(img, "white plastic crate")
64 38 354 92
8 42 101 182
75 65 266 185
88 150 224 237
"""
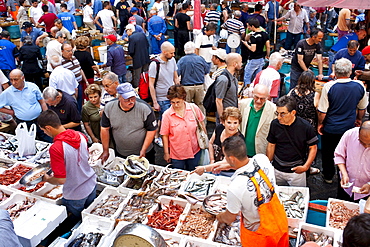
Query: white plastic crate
81 186 130 222
100 220 131 246
156 229 183 247
276 186 310 229
0 185 14 205
64 216 115 247
176 202 218 241
296 222 341 247
326 198 359 231
180 236 220 247
118 164 163 193
143 195 189 232
0 193 67 247
33 183 63 205
178 173 218 200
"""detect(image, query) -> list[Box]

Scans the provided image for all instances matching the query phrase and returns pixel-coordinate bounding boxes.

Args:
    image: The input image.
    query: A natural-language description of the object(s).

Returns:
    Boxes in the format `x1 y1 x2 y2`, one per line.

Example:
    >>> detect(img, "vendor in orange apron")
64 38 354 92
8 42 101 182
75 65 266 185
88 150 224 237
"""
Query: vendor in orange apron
216 136 289 247
238 163 289 247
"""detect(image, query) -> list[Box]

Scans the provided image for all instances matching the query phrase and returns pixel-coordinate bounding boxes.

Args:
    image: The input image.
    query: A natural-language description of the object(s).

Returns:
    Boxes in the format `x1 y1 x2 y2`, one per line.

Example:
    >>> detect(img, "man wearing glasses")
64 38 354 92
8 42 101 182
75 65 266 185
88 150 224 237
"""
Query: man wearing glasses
239 84 276 157
100 83 157 164
266 95 318 187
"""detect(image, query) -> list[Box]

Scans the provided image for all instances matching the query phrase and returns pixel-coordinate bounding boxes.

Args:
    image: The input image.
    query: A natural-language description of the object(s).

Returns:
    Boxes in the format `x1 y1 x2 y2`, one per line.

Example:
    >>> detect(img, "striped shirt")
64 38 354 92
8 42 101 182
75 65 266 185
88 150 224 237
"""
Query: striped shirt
204 10 221 24
222 18 245 36
61 56 83 83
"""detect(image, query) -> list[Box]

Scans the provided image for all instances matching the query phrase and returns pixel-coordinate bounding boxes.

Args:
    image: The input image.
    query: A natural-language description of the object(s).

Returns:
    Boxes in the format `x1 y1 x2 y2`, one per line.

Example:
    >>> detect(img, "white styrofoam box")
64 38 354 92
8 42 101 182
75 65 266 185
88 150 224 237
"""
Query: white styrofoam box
0 185 14 205
326 198 360 231
143 195 189 232
296 222 341 247
48 237 68 247
0 193 67 247
178 173 218 200
276 186 310 229
212 175 231 194
176 202 218 241
10 180 48 195
33 183 63 205
180 236 220 247
118 164 163 193
81 186 129 222
0 158 15 173
0 161 35 186
88 143 115 167
64 216 115 247
156 229 183 247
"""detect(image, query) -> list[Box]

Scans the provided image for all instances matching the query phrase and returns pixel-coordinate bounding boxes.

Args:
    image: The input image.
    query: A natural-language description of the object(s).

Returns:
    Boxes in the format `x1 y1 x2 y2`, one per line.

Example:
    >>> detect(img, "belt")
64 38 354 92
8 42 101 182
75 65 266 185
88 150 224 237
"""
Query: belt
183 83 203 86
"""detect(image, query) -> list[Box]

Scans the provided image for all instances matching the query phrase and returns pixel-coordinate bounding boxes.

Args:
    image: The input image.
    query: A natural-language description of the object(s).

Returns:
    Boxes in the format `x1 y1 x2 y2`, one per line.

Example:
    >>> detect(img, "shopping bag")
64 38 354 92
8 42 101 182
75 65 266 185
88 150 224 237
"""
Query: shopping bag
15 123 36 157
198 149 210 166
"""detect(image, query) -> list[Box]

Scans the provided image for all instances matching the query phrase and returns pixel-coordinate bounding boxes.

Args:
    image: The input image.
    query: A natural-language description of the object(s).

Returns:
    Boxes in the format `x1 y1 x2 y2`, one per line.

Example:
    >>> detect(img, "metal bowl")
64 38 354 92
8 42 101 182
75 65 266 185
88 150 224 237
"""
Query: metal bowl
113 223 166 247
19 163 51 188
123 155 149 179
203 193 227 215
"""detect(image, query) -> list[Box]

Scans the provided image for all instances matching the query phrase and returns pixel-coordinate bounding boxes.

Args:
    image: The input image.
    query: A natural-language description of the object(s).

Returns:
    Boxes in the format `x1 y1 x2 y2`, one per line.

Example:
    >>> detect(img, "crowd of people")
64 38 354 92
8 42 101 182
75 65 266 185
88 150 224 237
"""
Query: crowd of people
0 1 370 246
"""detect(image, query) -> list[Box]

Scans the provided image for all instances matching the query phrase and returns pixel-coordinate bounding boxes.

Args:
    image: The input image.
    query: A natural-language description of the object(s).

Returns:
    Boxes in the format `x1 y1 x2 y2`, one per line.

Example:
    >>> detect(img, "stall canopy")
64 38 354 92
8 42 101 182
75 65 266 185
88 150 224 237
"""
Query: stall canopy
297 0 370 9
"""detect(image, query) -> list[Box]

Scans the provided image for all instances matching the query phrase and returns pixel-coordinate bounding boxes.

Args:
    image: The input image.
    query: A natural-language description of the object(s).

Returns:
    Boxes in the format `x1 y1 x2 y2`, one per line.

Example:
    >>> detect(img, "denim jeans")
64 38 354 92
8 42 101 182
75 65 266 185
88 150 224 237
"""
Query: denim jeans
118 74 126 84
284 31 302 50
158 100 171 120
62 185 96 219
243 58 265 85
226 43 241 54
171 150 201 171
327 50 336 76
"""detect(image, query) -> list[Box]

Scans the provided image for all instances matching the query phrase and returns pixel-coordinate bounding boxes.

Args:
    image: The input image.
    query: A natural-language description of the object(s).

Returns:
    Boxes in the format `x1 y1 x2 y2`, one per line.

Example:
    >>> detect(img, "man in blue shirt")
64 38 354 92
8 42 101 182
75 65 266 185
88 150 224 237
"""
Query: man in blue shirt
318 58 368 184
57 3 77 33
101 35 126 84
239 3 249 27
0 31 19 79
177 41 210 115
20 21 48 47
148 8 167 55
329 40 365 79
64 0 75 15
328 29 367 72
0 69 51 142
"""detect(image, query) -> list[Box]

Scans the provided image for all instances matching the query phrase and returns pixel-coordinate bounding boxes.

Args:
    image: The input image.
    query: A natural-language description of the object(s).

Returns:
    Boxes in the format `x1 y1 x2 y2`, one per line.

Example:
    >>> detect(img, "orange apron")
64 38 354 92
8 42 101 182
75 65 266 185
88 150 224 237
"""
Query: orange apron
239 161 289 247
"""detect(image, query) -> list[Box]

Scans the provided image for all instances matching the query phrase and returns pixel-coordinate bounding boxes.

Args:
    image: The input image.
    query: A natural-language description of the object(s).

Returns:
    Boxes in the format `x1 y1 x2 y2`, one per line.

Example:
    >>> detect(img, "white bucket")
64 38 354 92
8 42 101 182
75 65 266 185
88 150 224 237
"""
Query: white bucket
98 46 107 63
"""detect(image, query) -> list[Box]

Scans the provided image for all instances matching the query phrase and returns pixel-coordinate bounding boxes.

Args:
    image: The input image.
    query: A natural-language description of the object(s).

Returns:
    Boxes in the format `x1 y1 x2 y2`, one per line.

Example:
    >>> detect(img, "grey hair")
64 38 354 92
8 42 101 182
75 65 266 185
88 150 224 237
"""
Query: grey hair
55 31 64 39
358 9 365 14
43 86 59 101
50 55 62 67
51 26 59 33
184 41 196 54
269 52 284 67
103 71 118 83
150 9 157 14
334 58 352 78
234 10 241 18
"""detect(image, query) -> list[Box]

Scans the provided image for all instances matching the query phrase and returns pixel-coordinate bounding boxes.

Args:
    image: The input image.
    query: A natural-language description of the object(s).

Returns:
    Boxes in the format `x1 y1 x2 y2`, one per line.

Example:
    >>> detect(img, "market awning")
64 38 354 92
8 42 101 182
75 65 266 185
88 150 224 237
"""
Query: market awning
297 0 370 9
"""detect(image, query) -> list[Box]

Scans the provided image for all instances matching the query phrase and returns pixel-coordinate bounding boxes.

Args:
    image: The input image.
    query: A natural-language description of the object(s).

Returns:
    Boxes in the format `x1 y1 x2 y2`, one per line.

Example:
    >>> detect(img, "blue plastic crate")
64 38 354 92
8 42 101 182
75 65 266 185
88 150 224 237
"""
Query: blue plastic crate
306 200 327 227
279 63 291 74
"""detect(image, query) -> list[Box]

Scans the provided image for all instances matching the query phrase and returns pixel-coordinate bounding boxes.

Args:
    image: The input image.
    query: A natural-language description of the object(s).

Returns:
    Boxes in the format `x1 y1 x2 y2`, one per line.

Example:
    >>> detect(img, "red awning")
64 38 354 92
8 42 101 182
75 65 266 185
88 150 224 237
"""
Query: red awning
297 0 370 9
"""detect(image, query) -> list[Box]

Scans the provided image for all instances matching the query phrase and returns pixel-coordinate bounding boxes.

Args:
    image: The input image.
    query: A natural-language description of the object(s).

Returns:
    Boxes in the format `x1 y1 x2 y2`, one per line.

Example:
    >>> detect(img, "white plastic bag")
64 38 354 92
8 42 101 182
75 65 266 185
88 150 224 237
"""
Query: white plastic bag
15 123 36 157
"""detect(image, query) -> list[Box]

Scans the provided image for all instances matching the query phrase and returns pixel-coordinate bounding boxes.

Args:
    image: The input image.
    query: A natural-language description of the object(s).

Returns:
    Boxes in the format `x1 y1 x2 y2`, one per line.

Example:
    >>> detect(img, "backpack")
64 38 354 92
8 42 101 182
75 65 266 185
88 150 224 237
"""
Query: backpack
203 70 232 113
138 58 160 101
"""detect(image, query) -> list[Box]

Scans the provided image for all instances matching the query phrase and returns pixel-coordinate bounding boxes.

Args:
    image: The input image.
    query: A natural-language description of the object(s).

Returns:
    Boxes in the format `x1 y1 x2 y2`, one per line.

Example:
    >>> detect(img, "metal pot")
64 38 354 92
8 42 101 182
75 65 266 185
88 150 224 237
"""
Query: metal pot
113 223 166 247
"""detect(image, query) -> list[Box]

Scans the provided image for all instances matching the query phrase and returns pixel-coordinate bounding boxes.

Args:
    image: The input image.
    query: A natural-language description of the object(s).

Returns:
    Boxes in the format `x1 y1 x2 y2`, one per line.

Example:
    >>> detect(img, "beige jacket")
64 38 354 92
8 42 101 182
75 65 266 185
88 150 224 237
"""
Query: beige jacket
239 98 277 155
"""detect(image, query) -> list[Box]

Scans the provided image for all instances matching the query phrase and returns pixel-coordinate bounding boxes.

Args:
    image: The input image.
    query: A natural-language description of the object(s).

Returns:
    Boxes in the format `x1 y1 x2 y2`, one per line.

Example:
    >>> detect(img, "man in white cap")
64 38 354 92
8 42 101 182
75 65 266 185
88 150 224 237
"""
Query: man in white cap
100 83 158 164
210 48 227 80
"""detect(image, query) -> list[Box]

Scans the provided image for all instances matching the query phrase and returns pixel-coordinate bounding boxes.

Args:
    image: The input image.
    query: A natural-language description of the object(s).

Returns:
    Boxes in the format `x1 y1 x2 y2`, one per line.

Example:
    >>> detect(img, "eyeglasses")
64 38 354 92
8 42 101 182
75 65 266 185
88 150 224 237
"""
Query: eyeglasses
253 95 267 101
103 81 115 88
64 49 73 53
274 111 290 117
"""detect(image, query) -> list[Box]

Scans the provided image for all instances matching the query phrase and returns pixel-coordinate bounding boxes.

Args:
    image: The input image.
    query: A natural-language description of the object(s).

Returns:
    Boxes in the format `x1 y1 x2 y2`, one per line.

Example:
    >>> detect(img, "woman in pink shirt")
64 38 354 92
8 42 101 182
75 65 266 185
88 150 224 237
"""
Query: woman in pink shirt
160 85 206 171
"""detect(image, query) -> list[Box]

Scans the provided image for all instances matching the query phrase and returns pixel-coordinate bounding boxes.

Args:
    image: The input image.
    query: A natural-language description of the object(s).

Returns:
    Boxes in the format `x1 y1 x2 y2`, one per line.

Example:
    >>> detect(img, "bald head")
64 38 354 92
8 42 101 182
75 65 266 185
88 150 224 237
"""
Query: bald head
359 121 370 148
253 84 269 97
10 69 23 78
161 41 175 52
225 53 242 66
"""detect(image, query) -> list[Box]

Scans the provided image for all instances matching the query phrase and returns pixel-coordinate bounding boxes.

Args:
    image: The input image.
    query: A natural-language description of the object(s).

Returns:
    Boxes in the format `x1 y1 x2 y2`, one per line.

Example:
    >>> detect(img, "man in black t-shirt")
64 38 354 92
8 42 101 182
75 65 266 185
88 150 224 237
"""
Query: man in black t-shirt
266 95 318 187
242 18 270 86
116 0 130 35
175 2 191 57
290 30 324 90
